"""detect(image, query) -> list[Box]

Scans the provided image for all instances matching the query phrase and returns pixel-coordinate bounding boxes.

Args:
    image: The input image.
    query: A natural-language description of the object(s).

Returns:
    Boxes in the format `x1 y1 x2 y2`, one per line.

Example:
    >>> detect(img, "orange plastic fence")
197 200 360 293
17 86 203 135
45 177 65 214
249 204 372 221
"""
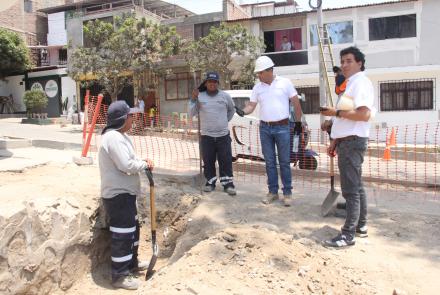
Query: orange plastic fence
85 98 440 199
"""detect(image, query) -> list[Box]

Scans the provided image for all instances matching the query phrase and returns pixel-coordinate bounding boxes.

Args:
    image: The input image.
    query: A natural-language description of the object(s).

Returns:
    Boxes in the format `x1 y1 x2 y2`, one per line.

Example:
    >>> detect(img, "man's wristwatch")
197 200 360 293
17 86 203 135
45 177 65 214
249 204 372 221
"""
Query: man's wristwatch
336 110 342 118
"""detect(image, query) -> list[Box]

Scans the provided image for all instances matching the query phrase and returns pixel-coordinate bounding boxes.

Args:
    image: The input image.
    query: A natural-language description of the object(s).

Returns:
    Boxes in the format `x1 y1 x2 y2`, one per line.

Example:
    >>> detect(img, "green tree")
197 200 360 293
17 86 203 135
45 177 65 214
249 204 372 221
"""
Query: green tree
68 15 180 102
0 28 30 79
183 23 265 89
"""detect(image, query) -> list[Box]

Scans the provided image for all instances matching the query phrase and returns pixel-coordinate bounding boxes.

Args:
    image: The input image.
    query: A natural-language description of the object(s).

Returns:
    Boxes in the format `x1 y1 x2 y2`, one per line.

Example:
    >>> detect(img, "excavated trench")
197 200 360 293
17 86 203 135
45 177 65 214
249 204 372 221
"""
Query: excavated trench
0 162 201 295
88 175 202 282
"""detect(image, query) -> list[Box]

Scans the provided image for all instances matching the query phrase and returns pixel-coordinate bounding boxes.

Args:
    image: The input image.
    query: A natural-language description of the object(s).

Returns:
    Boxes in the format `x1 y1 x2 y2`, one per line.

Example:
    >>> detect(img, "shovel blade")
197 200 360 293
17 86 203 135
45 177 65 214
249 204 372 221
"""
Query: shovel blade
321 189 340 217
145 255 157 280
145 244 159 280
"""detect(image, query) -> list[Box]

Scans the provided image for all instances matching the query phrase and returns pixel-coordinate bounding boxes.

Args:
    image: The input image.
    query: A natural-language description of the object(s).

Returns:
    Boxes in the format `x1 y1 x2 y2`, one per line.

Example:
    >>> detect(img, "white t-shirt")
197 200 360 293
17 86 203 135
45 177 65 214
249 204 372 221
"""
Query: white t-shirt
331 71 376 139
250 75 298 122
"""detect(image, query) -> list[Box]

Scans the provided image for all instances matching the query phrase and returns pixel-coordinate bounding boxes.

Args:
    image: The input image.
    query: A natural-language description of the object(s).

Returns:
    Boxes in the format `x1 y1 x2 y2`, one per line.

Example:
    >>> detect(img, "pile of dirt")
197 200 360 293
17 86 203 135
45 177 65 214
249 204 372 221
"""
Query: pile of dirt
145 226 377 295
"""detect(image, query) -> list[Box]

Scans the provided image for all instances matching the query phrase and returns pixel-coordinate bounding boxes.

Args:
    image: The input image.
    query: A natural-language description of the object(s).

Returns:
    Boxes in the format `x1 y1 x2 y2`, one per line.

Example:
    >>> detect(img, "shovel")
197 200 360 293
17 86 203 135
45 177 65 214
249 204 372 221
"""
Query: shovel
321 156 340 216
145 168 159 280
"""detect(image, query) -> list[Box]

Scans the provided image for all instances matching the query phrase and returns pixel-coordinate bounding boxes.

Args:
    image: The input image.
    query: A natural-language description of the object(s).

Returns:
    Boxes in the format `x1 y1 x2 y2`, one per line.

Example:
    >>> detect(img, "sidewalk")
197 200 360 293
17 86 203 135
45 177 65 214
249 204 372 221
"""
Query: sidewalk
0 118 83 146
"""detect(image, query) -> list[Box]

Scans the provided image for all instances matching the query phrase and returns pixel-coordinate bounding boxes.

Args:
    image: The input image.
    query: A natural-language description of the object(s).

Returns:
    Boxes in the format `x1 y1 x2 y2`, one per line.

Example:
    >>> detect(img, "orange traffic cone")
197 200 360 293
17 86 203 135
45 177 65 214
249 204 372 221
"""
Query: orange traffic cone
382 146 391 161
389 127 396 147
382 139 391 161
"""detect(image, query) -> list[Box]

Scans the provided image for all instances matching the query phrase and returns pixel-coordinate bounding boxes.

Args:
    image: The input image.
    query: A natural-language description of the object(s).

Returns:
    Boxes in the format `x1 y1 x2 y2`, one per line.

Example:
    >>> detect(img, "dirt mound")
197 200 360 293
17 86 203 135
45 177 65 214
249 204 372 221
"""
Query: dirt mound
145 226 377 295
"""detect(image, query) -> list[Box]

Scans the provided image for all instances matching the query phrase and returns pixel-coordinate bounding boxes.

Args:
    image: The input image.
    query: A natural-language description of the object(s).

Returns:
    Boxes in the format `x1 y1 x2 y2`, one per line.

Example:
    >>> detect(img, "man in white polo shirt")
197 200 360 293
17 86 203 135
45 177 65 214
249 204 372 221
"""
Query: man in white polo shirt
237 55 303 206
320 46 376 248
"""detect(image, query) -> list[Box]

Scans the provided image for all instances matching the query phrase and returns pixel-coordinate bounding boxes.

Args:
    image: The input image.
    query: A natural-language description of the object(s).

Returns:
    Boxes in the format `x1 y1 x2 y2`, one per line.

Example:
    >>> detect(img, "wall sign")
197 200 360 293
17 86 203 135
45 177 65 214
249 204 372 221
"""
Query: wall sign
30 82 44 92
45 80 59 98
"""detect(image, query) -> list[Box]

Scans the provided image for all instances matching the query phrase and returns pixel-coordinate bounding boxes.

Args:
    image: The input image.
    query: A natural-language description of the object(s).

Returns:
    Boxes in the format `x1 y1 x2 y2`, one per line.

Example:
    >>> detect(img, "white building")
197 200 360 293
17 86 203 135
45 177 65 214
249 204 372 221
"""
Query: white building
225 0 439 141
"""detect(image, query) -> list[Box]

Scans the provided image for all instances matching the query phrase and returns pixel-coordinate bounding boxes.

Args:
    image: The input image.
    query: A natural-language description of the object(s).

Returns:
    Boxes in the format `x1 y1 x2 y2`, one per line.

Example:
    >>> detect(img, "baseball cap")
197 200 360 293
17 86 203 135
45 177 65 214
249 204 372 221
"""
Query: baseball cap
102 100 137 134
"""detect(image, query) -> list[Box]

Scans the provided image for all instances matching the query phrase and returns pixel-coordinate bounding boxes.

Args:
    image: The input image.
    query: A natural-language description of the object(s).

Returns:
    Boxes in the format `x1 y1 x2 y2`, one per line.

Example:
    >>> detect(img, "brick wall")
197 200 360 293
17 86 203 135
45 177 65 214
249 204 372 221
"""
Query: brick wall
223 0 250 21
0 0 65 45
175 24 194 41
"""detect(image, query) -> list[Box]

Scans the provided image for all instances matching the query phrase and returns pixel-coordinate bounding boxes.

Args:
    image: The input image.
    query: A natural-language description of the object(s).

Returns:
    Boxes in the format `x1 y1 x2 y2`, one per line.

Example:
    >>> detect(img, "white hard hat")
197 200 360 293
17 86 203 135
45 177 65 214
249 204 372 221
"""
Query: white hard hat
254 56 275 73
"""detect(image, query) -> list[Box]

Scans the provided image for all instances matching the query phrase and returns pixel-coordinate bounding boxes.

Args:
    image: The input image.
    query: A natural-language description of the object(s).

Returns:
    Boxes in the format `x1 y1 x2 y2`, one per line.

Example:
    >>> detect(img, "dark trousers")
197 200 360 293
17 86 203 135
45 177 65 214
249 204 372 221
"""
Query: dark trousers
201 134 234 188
103 193 140 281
336 137 368 239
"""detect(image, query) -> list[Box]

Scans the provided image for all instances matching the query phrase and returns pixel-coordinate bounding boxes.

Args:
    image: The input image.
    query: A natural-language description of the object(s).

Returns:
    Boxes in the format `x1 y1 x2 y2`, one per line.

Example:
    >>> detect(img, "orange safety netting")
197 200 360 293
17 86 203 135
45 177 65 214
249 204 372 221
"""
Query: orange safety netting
84 97 440 199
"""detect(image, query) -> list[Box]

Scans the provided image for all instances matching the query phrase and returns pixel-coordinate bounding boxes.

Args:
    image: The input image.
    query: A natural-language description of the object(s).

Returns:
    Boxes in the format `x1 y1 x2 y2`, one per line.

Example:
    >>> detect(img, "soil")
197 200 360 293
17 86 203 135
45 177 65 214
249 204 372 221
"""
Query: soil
1 160 440 295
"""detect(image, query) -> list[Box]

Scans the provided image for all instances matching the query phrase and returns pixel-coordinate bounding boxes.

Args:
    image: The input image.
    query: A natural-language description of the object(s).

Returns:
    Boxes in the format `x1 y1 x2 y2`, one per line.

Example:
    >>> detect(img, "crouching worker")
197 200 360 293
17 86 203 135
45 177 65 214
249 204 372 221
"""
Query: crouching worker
99 100 154 290
189 71 237 195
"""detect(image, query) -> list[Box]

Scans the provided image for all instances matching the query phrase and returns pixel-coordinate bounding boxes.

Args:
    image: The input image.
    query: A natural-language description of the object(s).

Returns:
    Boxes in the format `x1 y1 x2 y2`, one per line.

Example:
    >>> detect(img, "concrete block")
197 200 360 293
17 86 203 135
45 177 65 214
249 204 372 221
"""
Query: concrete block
72 156 93 165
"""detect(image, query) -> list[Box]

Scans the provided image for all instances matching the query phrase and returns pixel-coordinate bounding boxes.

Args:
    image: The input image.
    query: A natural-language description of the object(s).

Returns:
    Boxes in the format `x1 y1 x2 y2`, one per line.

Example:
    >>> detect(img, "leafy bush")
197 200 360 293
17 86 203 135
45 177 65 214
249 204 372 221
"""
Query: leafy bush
0 28 31 78
23 90 48 113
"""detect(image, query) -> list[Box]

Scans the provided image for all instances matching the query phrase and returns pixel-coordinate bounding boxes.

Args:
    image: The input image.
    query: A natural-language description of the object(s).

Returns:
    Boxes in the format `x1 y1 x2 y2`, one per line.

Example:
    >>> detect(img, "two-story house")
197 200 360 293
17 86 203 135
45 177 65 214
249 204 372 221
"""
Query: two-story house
36 0 194 117
156 0 439 141
223 0 440 133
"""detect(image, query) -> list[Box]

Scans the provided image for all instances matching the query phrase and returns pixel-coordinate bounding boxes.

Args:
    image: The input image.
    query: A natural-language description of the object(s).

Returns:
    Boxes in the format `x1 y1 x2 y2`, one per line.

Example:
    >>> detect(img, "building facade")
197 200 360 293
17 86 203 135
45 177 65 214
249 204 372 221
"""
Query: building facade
223 0 440 133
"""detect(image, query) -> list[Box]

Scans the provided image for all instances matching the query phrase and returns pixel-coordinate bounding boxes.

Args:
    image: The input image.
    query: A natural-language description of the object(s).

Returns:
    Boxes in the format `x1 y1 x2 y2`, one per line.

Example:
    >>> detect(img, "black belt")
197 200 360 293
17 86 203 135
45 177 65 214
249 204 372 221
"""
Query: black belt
260 118 289 126
336 135 359 143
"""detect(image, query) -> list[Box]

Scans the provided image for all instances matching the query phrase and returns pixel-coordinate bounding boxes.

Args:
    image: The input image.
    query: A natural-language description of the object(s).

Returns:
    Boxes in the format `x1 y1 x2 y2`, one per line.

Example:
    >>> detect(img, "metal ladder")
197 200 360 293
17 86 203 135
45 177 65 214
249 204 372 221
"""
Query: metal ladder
317 24 336 107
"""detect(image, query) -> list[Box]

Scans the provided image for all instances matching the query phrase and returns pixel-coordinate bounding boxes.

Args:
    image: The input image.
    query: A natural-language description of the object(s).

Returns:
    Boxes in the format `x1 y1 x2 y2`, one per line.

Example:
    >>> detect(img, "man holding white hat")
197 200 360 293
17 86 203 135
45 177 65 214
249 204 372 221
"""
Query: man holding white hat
236 56 303 206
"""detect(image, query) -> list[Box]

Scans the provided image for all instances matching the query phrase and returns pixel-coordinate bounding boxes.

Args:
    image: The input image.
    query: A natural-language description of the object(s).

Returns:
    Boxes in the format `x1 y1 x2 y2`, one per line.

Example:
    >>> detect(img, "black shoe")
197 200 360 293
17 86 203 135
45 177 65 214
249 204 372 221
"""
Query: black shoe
323 234 355 248
356 225 368 238
336 202 346 210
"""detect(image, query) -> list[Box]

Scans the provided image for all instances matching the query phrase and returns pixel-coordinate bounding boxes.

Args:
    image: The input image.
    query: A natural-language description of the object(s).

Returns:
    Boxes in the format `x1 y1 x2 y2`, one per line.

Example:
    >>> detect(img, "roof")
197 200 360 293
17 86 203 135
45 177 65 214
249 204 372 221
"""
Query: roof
308 0 418 12
227 0 417 22
38 0 195 18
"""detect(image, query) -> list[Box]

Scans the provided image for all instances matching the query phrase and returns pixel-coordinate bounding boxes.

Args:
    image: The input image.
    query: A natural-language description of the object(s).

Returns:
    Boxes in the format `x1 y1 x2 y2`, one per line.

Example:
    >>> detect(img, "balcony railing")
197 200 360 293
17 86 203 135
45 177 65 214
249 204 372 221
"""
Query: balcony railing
263 50 308 67
37 57 68 67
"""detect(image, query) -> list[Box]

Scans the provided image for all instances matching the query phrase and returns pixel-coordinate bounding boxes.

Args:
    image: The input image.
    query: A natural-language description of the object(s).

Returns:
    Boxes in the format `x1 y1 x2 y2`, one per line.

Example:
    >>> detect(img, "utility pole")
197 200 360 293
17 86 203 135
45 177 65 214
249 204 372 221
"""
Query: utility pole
309 0 326 141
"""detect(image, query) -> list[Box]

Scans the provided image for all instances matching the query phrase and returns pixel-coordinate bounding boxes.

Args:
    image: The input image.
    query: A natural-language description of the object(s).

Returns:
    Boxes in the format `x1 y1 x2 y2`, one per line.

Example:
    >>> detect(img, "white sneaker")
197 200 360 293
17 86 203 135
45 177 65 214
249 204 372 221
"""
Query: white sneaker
112 275 139 290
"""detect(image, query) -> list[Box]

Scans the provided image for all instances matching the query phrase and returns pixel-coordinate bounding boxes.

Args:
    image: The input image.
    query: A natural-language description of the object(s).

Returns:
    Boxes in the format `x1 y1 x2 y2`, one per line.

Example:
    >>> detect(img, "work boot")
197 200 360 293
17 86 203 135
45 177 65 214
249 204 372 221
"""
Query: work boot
280 194 293 207
112 275 139 290
262 192 278 204
204 184 215 192
224 186 237 196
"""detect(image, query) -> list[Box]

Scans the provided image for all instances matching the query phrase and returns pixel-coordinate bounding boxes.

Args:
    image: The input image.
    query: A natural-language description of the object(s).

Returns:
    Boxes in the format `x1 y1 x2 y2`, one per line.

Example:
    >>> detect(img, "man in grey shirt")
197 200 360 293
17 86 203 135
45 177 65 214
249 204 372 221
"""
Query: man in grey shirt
99 100 153 290
189 71 236 195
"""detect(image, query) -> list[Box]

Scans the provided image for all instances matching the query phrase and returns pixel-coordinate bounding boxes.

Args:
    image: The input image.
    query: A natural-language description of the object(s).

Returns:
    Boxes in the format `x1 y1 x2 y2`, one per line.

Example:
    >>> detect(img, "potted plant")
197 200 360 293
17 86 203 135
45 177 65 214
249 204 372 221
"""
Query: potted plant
23 90 48 118
22 90 50 124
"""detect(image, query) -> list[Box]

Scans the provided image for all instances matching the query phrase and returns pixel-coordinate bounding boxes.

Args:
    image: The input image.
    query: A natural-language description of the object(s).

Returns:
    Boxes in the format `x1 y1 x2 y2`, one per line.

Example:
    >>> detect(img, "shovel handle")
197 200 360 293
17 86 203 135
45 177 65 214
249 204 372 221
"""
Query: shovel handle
330 157 335 188
145 168 154 186
145 169 156 231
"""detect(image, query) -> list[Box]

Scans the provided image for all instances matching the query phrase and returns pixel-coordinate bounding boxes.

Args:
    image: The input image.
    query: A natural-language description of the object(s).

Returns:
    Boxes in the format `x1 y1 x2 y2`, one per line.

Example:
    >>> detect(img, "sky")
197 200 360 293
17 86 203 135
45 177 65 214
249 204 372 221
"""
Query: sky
162 0 402 15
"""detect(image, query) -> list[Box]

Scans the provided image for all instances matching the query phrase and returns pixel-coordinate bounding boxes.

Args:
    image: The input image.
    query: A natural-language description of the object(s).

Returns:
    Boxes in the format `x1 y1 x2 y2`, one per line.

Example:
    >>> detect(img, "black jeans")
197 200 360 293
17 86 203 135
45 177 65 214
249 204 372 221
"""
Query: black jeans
336 137 368 239
201 134 234 188
103 193 140 281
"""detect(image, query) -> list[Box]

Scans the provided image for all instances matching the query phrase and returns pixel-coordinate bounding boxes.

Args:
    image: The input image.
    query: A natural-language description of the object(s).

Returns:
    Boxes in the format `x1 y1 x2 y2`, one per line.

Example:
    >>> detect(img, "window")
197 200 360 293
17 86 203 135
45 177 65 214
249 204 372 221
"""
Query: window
296 86 320 114
369 14 416 41
380 79 434 111
194 22 220 40
58 49 67 65
165 72 200 100
264 28 302 53
310 21 353 46
24 0 32 13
